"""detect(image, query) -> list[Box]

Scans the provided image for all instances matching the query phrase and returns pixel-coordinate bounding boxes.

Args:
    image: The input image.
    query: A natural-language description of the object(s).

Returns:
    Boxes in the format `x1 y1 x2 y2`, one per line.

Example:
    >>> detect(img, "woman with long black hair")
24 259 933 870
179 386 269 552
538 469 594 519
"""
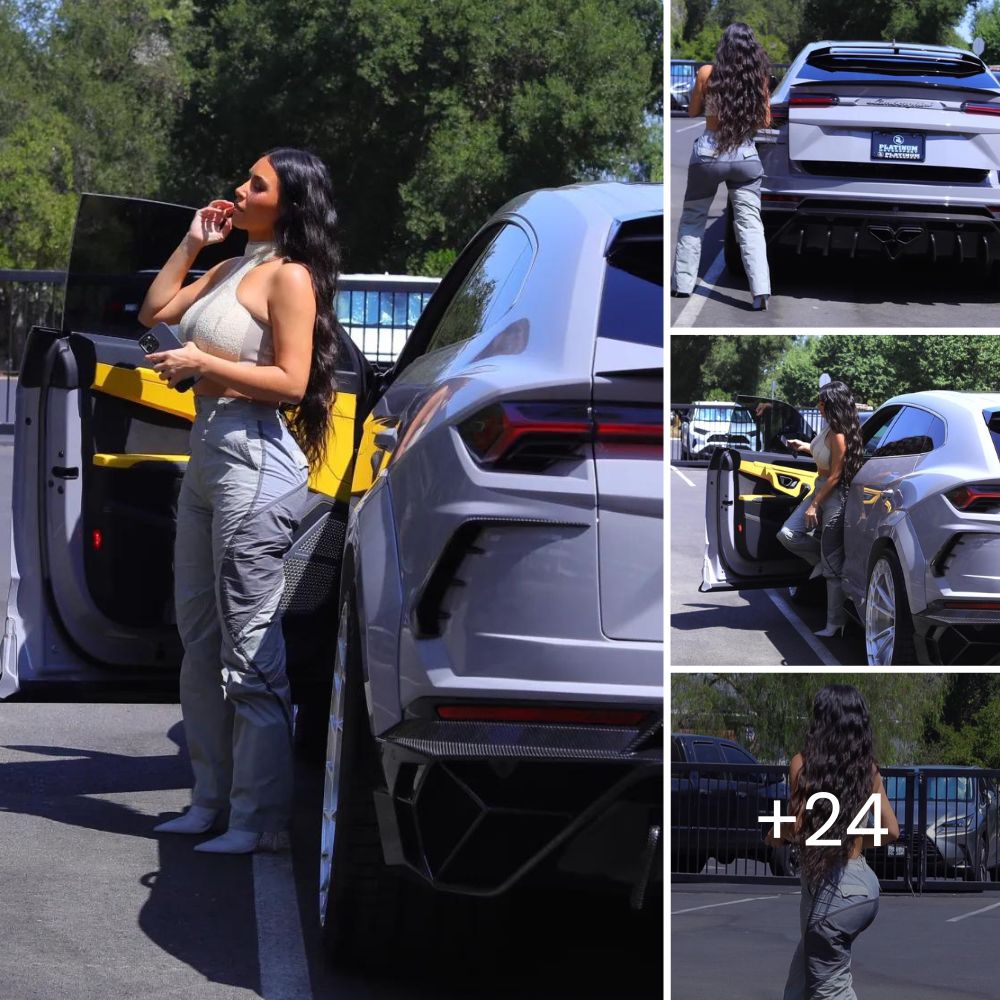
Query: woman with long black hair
781 380 865 638
671 22 772 309
767 684 899 999
138 148 340 853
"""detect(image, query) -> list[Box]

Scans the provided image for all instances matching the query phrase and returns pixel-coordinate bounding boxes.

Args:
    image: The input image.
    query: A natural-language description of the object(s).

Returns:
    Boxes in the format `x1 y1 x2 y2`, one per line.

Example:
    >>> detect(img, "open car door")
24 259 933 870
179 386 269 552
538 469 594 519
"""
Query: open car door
1 194 372 699
700 395 822 592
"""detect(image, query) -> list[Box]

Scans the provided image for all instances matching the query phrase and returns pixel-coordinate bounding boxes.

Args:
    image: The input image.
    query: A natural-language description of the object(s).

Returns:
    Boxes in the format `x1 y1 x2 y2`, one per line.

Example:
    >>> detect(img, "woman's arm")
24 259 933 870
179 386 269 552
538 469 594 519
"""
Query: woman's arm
808 433 846 516
855 768 900 848
786 439 812 455
146 262 317 405
688 64 712 118
138 201 235 327
766 753 804 846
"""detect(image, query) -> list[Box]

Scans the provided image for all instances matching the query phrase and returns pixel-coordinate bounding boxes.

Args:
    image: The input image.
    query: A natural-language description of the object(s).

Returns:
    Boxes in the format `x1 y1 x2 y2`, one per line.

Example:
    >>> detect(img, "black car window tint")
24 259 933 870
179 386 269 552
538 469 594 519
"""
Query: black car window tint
672 737 684 763
862 405 902 457
693 741 723 763
424 224 533 354
722 745 755 765
597 224 663 347
873 406 938 457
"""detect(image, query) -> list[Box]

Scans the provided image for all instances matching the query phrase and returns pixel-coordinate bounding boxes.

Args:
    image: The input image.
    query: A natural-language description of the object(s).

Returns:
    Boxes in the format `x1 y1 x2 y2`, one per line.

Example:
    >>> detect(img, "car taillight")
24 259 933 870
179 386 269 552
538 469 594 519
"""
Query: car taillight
91 530 103 551
436 704 650 726
790 94 840 108
761 193 802 207
942 601 1000 610
962 101 1000 116
769 104 788 125
944 483 1000 513
458 402 661 470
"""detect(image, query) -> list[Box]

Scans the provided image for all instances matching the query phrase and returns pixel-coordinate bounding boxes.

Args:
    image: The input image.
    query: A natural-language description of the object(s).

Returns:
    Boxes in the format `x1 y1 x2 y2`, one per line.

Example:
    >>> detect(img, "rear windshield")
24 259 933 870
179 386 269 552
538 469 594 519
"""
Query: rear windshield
985 408 1000 461
597 217 663 347
797 48 1000 93
693 406 741 422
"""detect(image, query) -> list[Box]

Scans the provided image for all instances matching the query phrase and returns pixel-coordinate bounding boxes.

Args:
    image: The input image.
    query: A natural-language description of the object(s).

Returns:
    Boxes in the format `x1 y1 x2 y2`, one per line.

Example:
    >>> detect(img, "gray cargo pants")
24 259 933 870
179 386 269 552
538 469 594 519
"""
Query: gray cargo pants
783 857 880 999
778 476 847 627
175 396 310 832
671 132 771 297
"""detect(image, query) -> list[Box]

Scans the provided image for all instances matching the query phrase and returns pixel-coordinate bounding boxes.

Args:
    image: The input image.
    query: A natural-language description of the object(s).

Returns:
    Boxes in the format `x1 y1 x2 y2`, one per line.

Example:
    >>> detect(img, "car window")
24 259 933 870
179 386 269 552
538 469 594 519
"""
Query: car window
872 406 943 458
985 409 1000 462
672 738 684 763
862 405 901 457
691 740 723 763
598 224 663 347
721 745 755 765
423 224 533 354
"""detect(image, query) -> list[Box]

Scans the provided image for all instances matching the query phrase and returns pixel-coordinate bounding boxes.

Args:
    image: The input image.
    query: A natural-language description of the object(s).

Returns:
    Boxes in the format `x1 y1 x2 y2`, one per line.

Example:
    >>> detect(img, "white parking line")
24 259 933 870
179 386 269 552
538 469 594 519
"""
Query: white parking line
765 588 842 667
946 900 1000 923
671 249 726 328
675 121 705 133
671 465 696 487
672 895 783 915
254 852 313 1000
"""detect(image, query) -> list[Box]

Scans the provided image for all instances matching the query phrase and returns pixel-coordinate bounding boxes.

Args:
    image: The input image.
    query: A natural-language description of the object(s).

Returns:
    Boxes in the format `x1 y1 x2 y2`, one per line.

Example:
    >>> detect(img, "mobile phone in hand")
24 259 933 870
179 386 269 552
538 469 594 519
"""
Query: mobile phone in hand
139 323 199 392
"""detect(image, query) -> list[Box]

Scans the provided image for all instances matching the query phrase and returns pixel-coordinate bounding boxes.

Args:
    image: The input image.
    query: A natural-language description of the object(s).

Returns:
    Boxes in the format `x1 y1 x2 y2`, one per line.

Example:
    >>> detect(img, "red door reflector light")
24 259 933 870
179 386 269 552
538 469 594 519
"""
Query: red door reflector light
91 529 103 551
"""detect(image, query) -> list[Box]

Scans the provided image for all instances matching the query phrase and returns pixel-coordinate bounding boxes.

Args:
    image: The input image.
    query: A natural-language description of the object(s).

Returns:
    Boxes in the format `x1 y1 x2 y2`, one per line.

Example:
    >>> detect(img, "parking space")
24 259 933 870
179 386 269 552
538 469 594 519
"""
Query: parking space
671 883 1000 999
670 466 867 666
669 118 1000 328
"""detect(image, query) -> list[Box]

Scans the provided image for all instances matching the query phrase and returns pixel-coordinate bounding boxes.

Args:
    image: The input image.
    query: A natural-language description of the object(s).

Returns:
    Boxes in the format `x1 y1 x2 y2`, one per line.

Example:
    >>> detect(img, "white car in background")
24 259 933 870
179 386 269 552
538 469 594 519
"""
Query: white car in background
681 401 758 459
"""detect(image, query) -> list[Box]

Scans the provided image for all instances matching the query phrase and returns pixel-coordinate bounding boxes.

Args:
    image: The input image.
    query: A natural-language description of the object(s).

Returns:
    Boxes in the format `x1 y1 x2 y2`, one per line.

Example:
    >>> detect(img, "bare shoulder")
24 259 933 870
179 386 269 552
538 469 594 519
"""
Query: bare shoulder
697 63 714 82
790 752 804 774
268 260 315 299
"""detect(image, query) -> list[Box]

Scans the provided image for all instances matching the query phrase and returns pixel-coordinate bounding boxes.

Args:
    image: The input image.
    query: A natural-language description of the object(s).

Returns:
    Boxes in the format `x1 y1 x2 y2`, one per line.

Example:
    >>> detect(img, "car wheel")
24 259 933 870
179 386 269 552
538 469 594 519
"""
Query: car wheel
967 838 991 883
864 550 918 666
319 590 414 968
770 844 799 877
724 203 745 277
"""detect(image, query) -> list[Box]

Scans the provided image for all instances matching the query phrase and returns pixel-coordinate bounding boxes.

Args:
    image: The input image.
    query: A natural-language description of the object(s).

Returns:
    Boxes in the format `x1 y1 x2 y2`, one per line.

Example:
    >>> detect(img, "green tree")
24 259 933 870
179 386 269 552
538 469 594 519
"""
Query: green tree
169 0 662 272
671 673 946 765
699 333 791 399
972 1 1000 63
801 0 970 47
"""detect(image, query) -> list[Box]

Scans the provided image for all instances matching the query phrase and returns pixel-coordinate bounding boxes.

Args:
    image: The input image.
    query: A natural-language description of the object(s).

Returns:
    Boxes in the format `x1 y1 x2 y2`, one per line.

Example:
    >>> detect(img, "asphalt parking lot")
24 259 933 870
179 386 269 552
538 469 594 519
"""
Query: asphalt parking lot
669 117 1000 328
0 436 664 999
672 882 1000 999
670 464 867 666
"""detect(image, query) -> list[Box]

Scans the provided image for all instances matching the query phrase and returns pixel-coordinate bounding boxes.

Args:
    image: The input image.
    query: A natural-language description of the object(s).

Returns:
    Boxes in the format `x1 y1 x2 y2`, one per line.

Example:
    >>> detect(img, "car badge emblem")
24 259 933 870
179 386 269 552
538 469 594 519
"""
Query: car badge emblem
893 134 905 145
868 225 924 261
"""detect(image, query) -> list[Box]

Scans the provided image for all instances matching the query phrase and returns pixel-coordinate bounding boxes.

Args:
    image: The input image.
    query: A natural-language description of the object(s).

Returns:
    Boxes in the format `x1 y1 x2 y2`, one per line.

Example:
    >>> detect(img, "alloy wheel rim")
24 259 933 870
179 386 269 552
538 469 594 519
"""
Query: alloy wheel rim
866 559 896 666
318 599 350 925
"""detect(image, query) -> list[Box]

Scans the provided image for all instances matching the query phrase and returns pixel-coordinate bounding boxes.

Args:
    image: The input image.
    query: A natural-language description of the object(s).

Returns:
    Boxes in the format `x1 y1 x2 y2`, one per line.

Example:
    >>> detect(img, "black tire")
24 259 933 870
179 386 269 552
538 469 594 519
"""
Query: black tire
770 844 799 877
292 685 332 762
864 548 918 666
966 838 991 883
724 203 745 278
319 592 421 969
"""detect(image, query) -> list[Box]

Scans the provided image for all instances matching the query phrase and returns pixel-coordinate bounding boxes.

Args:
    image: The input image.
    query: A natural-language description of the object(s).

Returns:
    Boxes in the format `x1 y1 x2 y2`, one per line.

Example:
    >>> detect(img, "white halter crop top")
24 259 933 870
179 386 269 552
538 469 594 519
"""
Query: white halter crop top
179 240 278 365
811 428 832 469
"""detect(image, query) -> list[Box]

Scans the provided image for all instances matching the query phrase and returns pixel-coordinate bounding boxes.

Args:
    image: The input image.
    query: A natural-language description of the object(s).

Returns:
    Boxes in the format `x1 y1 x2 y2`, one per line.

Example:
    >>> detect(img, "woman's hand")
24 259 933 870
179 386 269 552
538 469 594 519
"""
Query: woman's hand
804 503 819 530
188 199 235 248
786 438 806 453
146 341 206 388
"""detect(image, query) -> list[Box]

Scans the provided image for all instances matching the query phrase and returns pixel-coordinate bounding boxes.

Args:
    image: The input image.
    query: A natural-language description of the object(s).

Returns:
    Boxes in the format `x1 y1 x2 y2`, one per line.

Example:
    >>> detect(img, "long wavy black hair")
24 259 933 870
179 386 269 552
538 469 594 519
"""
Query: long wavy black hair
794 685 877 891
708 23 771 154
265 147 341 470
819 380 864 488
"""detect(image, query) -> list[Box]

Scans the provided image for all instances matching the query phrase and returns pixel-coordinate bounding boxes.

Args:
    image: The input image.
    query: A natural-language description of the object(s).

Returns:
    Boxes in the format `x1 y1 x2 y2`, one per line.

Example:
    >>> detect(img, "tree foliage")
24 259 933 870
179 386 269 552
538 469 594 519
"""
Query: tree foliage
168 0 663 272
771 335 1000 407
671 673 947 766
0 0 660 273
972 0 1000 64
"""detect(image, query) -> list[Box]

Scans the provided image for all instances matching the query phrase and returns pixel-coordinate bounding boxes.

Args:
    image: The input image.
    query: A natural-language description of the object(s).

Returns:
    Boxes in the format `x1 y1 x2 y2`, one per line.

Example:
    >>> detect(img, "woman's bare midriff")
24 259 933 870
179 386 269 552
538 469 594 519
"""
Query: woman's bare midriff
194 378 250 399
